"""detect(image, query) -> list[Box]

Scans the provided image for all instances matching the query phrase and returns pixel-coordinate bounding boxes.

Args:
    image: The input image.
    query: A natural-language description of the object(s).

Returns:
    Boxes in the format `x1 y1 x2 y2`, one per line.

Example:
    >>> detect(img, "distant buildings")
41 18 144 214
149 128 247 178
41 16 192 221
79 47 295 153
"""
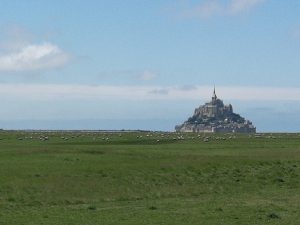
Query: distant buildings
175 87 256 133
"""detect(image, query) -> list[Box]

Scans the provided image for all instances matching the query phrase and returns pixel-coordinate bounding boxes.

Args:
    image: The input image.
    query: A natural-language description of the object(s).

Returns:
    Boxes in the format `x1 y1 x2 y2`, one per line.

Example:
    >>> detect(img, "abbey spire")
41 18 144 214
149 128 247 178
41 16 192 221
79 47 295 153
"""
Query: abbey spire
212 86 217 101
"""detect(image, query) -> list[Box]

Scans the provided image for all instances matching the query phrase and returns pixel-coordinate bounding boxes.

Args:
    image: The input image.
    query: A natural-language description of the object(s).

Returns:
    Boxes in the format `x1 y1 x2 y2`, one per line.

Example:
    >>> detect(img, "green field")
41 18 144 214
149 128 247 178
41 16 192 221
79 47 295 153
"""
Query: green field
0 131 299 225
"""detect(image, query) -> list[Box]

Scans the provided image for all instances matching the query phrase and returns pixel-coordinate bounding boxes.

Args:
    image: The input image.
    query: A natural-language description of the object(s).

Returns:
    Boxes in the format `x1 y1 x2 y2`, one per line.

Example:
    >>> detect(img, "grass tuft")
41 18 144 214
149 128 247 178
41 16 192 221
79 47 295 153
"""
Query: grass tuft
87 205 97 210
267 213 281 219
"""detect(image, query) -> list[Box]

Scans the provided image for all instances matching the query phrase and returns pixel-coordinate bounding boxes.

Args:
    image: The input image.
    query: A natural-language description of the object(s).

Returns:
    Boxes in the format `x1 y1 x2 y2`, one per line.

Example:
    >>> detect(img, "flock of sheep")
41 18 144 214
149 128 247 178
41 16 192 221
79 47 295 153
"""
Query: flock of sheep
8 131 295 144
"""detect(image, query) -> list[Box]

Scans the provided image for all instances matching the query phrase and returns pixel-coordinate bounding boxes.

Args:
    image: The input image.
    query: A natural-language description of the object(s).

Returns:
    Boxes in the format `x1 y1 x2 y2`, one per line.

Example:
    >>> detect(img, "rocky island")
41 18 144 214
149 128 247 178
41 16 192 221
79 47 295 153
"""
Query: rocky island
175 88 256 133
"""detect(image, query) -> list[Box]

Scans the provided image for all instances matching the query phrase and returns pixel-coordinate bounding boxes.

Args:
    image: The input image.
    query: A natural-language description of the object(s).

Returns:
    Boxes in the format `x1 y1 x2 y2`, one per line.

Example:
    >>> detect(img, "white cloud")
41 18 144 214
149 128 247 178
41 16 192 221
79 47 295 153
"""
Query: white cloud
229 0 265 14
182 1 222 18
148 88 169 95
0 42 69 72
139 70 157 81
178 0 265 18
0 84 299 101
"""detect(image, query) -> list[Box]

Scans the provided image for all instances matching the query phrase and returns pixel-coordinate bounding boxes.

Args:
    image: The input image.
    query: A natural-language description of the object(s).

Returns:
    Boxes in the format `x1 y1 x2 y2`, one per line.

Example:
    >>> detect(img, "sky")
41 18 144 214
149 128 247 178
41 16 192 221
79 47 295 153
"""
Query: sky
0 0 300 131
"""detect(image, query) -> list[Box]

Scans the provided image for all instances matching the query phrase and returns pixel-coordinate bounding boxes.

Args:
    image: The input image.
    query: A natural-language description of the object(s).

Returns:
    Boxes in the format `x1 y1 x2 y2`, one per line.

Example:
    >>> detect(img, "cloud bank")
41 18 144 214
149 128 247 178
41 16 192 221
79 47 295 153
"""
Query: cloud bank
0 42 69 72
0 84 299 101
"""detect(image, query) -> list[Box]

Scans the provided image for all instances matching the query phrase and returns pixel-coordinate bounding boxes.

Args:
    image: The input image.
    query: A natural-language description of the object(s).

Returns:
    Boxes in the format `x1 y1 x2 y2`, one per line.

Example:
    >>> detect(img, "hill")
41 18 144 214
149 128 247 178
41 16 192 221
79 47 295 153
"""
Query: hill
176 88 256 133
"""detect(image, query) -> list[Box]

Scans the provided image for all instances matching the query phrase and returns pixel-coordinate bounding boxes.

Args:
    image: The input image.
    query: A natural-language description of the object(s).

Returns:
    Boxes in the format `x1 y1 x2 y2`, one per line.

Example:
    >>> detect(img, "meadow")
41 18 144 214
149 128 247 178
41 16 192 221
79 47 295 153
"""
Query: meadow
0 130 299 225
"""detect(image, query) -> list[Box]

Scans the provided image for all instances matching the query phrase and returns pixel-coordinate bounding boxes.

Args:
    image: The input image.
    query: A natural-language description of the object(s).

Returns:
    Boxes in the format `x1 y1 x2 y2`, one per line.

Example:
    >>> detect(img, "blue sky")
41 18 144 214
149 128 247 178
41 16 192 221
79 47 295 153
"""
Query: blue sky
0 0 300 131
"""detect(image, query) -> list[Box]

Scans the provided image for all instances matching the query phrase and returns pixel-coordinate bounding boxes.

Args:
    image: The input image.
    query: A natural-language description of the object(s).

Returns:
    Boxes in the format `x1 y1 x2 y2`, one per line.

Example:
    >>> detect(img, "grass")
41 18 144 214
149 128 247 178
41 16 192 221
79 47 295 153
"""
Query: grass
0 131 299 224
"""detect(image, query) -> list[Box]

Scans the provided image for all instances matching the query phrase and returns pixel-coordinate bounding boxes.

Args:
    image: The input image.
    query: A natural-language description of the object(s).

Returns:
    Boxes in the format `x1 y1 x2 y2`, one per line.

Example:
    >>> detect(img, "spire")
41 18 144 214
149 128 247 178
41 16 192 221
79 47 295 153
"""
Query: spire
212 85 217 101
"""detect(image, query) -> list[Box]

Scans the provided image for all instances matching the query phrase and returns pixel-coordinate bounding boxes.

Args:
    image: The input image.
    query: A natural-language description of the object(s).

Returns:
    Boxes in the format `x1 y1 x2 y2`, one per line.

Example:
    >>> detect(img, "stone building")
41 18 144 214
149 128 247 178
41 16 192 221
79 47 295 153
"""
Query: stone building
175 88 256 133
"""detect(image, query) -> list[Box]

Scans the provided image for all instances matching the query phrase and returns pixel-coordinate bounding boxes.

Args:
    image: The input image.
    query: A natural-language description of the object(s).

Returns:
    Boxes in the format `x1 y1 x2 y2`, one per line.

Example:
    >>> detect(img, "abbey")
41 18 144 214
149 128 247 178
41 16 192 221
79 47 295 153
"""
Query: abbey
175 88 256 133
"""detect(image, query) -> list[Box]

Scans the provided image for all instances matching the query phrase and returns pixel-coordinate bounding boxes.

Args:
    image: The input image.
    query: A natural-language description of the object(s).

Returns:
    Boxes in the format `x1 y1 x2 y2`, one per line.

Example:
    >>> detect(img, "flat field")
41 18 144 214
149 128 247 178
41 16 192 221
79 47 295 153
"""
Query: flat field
0 131 299 225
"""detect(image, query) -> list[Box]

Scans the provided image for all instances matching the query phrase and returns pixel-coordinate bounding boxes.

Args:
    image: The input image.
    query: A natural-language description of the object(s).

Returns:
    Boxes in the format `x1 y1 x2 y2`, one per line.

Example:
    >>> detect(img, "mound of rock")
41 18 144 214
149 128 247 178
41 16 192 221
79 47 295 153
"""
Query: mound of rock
175 88 256 133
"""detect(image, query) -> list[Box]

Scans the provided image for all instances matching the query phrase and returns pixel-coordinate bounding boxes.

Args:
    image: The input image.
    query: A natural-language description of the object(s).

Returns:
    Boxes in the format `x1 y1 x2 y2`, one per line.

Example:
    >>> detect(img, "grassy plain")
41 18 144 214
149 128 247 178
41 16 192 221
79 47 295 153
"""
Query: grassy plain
0 130 299 225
